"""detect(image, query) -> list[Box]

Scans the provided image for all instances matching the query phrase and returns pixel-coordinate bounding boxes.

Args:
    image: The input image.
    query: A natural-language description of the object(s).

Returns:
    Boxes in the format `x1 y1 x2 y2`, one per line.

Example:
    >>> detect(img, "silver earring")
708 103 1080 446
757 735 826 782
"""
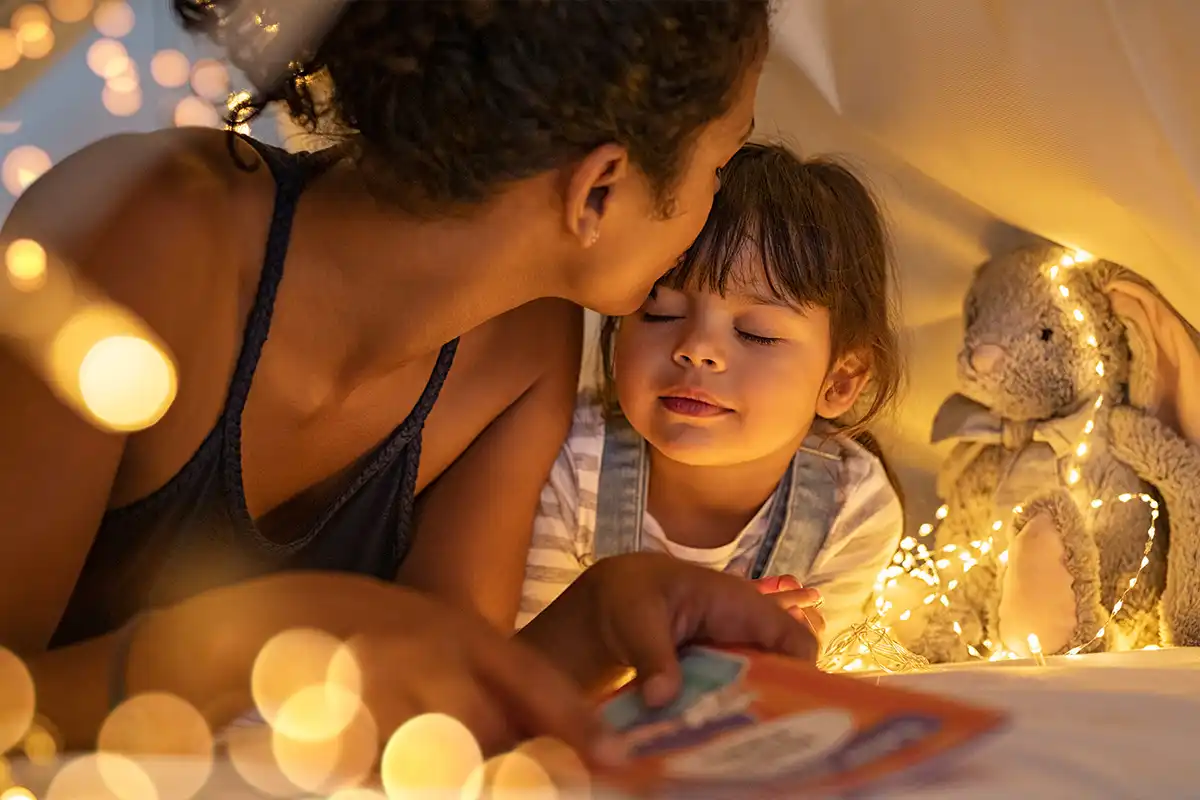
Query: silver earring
588 229 601 247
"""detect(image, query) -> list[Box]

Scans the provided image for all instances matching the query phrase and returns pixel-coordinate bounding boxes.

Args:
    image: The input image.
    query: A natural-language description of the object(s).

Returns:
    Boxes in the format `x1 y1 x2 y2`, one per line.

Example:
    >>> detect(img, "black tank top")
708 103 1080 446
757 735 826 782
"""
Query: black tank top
50 138 458 649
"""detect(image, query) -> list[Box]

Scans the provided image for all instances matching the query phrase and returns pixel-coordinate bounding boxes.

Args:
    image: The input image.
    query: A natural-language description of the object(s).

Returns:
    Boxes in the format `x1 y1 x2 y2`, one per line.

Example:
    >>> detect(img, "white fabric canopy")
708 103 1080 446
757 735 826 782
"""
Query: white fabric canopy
755 0 1200 515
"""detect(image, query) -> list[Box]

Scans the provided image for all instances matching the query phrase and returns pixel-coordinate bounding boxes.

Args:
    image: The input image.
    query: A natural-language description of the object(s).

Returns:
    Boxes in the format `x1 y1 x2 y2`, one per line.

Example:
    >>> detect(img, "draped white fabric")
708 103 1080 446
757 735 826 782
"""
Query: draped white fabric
759 0 1200 516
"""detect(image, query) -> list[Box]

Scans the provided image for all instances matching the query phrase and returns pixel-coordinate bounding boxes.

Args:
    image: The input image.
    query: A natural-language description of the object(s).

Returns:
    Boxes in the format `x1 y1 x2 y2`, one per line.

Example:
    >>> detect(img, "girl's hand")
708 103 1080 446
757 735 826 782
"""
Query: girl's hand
752 575 827 639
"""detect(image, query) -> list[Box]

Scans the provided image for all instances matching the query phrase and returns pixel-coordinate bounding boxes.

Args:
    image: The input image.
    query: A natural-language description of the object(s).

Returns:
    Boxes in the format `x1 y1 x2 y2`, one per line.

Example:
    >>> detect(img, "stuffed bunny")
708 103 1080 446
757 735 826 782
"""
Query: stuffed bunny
903 243 1200 662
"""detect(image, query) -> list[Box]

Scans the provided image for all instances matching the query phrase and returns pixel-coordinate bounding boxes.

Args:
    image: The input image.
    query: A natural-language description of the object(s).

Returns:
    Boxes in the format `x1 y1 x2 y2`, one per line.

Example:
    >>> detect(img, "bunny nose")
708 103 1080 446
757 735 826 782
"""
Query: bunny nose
969 344 1006 375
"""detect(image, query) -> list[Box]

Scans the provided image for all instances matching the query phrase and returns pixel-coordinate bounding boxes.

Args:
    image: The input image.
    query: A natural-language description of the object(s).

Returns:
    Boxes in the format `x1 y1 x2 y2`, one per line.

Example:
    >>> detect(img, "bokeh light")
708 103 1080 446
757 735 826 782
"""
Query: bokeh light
380 713 483 800
93 0 134 38
45 753 155 800
86 38 127 78
251 628 362 742
11 5 50 44
0 30 19 70
47 0 94 24
467 751 558 800
102 84 141 117
225 725 300 799
327 790 386 800
98 692 214 800
150 49 189 88
0 787 36 800
0 648 36 754
5 238 48 292
75 334 175 431
2 145 52 197
22 717 60 766
173 96 220 129
16 29 53 60
189 59 229 103
517 738 591 798
271 702 378 794
46 305 178 433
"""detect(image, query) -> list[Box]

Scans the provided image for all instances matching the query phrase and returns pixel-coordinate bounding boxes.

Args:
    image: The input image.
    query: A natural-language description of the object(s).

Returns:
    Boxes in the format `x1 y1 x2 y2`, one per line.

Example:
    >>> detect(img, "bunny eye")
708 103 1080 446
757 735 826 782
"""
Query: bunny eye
1040 328 1054 342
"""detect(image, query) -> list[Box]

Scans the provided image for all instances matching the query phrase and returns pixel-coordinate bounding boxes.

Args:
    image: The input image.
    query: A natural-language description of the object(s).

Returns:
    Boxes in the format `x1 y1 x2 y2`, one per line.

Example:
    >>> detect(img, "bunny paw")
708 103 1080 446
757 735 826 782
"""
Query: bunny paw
998 492 1106 655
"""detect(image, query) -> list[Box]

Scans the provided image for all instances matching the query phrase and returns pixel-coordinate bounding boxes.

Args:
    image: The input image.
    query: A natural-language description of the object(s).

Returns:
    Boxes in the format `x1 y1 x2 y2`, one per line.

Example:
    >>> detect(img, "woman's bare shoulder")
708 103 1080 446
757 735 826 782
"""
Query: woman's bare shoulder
3 128 273 368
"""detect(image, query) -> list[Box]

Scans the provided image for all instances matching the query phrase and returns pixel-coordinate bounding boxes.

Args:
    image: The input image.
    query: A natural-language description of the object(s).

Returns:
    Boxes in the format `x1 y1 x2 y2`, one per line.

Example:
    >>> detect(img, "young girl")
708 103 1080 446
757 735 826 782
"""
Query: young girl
519 143 905 643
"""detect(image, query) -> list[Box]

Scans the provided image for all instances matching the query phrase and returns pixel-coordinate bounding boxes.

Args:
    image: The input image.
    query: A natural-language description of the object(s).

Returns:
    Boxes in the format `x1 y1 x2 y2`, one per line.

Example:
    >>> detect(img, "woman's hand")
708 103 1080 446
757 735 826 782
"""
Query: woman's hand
752 575 827 639
518 553 818 710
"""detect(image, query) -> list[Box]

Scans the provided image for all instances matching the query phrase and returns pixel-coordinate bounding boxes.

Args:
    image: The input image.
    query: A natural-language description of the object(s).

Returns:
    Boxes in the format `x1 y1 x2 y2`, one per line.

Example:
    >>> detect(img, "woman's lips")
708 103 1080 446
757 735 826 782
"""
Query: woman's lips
659 396 731 418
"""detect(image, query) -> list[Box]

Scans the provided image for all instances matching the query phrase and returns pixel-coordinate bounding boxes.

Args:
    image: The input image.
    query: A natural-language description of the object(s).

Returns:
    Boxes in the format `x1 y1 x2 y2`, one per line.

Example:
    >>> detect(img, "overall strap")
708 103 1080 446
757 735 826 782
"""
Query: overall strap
593 413 648 560
751 442 842 581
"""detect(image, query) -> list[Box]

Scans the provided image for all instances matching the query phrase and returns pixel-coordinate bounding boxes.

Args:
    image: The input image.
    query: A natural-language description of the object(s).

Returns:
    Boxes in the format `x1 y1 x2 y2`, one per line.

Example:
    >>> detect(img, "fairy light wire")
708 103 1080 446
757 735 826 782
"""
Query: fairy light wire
822 249 1162 672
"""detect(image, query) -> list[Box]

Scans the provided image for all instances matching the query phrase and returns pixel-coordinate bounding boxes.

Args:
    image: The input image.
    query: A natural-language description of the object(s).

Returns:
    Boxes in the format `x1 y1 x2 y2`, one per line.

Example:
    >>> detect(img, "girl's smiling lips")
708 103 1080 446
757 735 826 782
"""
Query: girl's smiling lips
658 387 732 417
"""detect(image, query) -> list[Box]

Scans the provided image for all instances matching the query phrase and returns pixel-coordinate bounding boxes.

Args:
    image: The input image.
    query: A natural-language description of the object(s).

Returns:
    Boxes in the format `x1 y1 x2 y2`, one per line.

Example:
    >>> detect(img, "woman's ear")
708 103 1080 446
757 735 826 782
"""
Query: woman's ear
564 144 630 249
817 352 871 419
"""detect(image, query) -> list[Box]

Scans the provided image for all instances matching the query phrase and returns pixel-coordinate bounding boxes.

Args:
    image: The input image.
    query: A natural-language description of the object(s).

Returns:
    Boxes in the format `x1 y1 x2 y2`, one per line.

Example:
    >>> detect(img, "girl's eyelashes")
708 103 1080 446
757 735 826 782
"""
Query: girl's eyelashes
640 312 781 345
737 330 781 346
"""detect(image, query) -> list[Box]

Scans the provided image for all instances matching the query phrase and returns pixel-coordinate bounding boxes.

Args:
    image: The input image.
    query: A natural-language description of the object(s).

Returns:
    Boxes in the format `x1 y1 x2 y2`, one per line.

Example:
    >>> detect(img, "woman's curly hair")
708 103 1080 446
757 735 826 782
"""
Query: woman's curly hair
172 0 770 215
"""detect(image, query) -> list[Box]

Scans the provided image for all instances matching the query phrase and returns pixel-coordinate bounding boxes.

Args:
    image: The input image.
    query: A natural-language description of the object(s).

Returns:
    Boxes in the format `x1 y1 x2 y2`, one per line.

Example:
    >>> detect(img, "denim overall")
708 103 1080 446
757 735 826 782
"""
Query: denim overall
593 414 840 581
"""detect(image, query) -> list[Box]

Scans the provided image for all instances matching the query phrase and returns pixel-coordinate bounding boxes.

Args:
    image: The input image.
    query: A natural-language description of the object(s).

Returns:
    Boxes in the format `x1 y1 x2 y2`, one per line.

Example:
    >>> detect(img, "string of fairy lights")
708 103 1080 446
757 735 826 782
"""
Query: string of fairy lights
819 249 1164 673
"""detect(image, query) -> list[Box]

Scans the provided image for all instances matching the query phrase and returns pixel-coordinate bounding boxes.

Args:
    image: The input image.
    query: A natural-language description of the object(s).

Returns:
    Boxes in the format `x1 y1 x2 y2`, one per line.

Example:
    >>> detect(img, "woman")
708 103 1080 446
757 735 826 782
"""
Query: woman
0 0 810 758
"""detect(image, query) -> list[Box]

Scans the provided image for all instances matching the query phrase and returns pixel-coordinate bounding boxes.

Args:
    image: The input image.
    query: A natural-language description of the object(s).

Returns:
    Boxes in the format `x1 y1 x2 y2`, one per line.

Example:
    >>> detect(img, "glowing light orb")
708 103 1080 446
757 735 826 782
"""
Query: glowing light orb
2 145 52 196
173 96 220 129
190 59 230 103
45 753 156 800
86 38 128 78
5 238 47 292
102 85 142 117
150 49 189 88
380 713 483 799
0 30 19 70
0 648 35 754
48 0 94 24
99 692 214 800
93 0 134 38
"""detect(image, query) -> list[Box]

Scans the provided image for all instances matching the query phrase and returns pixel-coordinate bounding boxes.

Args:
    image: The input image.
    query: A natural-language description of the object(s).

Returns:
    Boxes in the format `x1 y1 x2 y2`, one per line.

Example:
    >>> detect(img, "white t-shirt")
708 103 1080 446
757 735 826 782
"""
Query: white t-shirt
517 399 903 642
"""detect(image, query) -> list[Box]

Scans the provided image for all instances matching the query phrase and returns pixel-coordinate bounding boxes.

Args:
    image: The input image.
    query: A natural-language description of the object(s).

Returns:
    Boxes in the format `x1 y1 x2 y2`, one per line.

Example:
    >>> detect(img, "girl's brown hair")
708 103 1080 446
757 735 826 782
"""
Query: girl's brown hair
601 142 904 435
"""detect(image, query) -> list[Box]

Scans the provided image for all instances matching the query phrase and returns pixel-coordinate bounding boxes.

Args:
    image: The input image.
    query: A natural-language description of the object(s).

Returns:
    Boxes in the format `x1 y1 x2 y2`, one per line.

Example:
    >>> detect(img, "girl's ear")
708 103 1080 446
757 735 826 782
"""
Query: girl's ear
817 351 871 419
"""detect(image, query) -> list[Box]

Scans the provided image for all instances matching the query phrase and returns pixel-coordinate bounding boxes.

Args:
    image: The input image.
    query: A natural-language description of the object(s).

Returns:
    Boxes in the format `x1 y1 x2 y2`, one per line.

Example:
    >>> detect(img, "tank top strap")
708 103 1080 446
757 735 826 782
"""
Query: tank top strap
221 136 337 426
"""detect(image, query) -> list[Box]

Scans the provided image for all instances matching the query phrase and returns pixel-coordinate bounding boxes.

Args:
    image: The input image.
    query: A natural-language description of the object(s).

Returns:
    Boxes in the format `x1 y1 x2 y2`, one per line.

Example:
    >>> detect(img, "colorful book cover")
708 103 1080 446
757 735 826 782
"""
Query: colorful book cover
592 647 1006 798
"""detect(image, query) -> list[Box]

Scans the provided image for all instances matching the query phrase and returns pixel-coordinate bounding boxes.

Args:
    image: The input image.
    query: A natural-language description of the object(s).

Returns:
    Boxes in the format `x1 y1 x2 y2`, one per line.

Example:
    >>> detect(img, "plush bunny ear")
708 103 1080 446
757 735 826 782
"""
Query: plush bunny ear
1106 279 1200 447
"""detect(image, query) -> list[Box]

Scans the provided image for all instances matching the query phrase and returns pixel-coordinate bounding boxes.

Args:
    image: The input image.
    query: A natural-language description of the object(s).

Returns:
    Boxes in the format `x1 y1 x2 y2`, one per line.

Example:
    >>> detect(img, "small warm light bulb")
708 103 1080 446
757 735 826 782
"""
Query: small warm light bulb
1067 468 1081 485
1095 361 1105 377
1076 443 1088 457
1048 265 1059 279
1073 309 1085 322
1059 285 1070 298
1073 250 1094 262
1086 335 1098 346
1060 254 1075 267
935 505 949 520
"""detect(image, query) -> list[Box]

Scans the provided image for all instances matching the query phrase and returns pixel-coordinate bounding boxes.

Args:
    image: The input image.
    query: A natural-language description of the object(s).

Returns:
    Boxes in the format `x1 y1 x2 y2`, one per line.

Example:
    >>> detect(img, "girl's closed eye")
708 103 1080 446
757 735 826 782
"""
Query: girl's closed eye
643 311 681 323
737 329 781 346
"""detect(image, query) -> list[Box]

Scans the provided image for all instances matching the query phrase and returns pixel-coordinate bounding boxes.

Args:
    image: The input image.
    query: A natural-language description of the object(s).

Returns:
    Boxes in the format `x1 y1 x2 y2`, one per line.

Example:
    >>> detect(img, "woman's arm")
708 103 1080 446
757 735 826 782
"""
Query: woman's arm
399 300 583 629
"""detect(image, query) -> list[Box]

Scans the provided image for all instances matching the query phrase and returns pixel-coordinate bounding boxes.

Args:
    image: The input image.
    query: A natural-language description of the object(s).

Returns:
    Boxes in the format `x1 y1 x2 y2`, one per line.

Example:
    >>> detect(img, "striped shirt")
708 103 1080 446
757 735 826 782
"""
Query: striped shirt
517 398 903 641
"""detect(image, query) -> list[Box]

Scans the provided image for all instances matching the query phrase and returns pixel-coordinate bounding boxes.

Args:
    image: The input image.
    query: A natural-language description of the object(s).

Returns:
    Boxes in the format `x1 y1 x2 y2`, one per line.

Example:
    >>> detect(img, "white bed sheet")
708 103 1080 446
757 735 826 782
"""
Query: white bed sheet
11 649 1198 798
863 647 1200 799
